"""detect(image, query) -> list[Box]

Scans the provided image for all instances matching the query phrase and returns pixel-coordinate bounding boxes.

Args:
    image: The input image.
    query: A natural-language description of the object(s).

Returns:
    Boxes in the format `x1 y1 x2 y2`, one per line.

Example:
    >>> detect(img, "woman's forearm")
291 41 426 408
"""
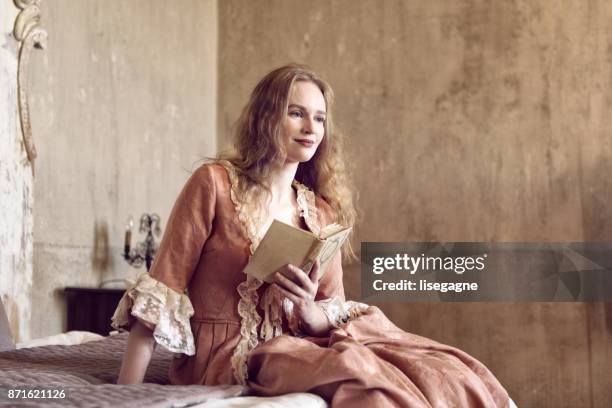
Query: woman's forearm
117 320 156 384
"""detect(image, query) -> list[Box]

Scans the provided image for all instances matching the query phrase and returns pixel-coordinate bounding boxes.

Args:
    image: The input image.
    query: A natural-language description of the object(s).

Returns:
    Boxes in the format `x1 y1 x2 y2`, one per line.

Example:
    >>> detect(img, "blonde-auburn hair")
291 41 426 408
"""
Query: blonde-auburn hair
219 64 357 259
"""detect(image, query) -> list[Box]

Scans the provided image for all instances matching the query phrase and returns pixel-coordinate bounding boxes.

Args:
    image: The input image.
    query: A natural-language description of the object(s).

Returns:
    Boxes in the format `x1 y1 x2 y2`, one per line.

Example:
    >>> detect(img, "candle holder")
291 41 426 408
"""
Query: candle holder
123 213 162 271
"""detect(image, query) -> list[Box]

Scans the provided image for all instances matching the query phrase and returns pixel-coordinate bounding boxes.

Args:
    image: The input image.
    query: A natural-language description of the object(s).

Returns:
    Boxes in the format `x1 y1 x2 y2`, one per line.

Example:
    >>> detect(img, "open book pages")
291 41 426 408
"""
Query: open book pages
320 223 346 239
244 219 352 283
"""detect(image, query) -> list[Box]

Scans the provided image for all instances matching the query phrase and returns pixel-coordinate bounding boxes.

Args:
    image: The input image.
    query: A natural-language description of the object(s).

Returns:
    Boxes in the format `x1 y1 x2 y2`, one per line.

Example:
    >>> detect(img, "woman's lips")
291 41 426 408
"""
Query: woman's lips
295 139 315 147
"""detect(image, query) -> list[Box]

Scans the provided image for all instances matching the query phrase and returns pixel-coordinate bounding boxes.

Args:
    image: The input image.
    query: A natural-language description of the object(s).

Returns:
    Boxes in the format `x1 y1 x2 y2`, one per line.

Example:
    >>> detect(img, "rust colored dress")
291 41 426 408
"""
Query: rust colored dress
112 161 510 407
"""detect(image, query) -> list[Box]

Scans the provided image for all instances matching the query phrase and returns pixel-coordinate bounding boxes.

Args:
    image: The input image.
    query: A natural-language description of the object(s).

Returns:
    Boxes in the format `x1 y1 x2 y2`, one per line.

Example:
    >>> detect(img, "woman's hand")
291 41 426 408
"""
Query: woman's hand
271 260 333 337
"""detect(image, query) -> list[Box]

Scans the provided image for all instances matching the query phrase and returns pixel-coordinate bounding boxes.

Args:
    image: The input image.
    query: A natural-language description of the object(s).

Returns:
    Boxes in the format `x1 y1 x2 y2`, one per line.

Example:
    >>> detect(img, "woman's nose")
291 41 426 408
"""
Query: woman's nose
302 116 314 134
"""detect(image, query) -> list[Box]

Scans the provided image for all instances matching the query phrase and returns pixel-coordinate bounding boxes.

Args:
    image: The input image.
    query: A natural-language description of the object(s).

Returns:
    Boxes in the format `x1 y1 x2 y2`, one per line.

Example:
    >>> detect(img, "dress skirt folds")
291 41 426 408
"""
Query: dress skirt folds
248 307 509 407
111 161 510 407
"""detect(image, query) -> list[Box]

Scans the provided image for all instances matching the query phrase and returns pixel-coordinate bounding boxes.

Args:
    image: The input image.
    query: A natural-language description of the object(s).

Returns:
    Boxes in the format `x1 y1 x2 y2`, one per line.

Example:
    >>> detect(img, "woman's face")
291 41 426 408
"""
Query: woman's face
281 81 326 164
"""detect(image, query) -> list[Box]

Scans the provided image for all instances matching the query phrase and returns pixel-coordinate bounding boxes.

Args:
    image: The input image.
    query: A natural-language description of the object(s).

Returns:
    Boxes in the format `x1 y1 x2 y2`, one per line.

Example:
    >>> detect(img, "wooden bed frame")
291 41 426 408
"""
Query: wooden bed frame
0 299 15 352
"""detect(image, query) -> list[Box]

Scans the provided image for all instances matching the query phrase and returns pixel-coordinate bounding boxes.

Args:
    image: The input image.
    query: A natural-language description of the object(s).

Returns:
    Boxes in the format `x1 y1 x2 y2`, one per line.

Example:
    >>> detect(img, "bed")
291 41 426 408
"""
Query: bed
0 301 327 408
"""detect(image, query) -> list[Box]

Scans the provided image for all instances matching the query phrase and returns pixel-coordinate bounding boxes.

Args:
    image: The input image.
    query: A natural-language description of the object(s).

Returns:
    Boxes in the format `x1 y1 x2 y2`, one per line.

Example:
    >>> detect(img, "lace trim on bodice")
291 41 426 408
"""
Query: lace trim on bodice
219 160 322 385
294 179 321 236
111 272 196 355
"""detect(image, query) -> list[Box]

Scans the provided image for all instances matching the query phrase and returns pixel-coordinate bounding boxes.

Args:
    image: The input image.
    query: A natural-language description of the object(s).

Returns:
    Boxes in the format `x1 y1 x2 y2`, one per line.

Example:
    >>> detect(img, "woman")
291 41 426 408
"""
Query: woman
112 64 510 407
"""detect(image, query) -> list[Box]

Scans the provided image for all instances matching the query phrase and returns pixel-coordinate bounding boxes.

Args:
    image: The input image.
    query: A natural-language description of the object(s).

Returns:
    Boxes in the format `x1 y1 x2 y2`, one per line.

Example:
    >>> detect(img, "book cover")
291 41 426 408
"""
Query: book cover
244 219 352 283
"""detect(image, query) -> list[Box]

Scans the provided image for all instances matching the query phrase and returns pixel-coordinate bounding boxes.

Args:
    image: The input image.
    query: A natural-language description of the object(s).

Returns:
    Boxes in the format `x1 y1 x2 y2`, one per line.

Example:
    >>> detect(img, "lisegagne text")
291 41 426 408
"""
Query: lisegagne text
373 279 478 293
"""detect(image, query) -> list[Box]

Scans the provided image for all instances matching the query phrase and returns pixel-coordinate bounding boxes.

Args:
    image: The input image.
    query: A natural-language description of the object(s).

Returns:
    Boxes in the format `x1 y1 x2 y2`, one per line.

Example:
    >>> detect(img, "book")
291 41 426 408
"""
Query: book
244 219 352 283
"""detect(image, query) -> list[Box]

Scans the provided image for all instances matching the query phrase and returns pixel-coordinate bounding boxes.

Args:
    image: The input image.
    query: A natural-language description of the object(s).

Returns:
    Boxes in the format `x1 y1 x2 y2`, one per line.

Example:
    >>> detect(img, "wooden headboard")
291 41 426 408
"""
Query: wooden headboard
0 298 15 351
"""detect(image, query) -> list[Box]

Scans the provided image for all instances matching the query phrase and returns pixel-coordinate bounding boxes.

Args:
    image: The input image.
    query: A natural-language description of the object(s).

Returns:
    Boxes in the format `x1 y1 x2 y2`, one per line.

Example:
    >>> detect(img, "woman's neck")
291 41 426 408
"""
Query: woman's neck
267 162 299 206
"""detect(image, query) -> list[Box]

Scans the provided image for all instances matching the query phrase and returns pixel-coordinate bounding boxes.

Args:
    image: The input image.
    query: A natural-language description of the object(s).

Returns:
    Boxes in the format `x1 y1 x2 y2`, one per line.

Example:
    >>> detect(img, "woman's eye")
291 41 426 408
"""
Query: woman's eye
315 116 326 123
289 111 303 118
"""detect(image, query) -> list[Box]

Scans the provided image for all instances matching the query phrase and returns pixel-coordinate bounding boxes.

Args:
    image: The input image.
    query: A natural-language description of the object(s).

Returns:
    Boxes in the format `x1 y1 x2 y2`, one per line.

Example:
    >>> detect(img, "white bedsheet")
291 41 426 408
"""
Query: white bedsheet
16 330 105 348
196 392 327 408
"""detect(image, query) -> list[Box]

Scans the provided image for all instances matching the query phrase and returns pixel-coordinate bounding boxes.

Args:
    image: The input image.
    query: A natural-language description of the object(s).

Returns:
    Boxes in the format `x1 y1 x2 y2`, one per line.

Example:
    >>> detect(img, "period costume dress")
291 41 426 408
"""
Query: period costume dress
112 161 510 407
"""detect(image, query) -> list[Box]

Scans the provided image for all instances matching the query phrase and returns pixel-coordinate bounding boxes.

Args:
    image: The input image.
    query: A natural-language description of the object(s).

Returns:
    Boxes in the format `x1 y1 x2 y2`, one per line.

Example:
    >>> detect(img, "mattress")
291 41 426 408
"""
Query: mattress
0 332 326 407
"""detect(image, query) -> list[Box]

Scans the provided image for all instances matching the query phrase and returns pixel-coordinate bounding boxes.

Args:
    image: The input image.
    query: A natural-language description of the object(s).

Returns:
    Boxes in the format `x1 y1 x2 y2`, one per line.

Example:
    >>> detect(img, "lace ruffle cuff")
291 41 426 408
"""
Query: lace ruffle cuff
281 297 369 335
111 272 196 355
317 297 369 328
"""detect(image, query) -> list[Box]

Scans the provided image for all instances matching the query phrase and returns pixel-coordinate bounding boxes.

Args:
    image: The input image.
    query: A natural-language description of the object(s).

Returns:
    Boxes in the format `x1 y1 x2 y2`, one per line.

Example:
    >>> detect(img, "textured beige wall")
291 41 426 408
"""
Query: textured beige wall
28 0 218 339
219 1 612 243
219 1 611 407
0 1 34 343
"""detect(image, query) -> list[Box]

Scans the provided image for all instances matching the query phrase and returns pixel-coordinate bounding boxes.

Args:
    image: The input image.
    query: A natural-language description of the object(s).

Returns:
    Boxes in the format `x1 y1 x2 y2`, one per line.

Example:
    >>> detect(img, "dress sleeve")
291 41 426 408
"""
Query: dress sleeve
315 250 368 329
312 200 367 330
316 251 345 301
111 164 217 355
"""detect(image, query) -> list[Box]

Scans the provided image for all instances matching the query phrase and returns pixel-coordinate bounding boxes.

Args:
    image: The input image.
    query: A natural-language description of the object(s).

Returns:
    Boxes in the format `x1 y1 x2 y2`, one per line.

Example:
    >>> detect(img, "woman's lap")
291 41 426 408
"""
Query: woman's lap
247 307 509 408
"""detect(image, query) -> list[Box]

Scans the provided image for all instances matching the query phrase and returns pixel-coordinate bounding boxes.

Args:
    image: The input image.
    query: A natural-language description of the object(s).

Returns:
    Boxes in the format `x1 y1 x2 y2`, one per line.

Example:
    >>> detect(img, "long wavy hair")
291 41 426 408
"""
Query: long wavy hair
219 64 356 258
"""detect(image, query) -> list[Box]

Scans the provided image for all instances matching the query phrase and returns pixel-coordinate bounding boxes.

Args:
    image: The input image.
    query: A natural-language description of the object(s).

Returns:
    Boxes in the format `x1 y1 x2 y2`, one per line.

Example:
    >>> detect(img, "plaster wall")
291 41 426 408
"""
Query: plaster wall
218 1 611 407
0 1 33 343
28 0 218 339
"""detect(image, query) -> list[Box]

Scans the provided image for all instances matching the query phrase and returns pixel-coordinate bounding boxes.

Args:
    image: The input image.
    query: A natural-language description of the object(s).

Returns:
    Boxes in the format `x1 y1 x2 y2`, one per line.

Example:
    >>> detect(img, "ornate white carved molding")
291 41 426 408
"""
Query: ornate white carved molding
13 0 47 170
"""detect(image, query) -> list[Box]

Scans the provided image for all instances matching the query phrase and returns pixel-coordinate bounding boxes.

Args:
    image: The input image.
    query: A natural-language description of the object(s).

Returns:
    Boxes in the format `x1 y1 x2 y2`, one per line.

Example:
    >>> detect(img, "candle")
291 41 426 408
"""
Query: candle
124 216 133 254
